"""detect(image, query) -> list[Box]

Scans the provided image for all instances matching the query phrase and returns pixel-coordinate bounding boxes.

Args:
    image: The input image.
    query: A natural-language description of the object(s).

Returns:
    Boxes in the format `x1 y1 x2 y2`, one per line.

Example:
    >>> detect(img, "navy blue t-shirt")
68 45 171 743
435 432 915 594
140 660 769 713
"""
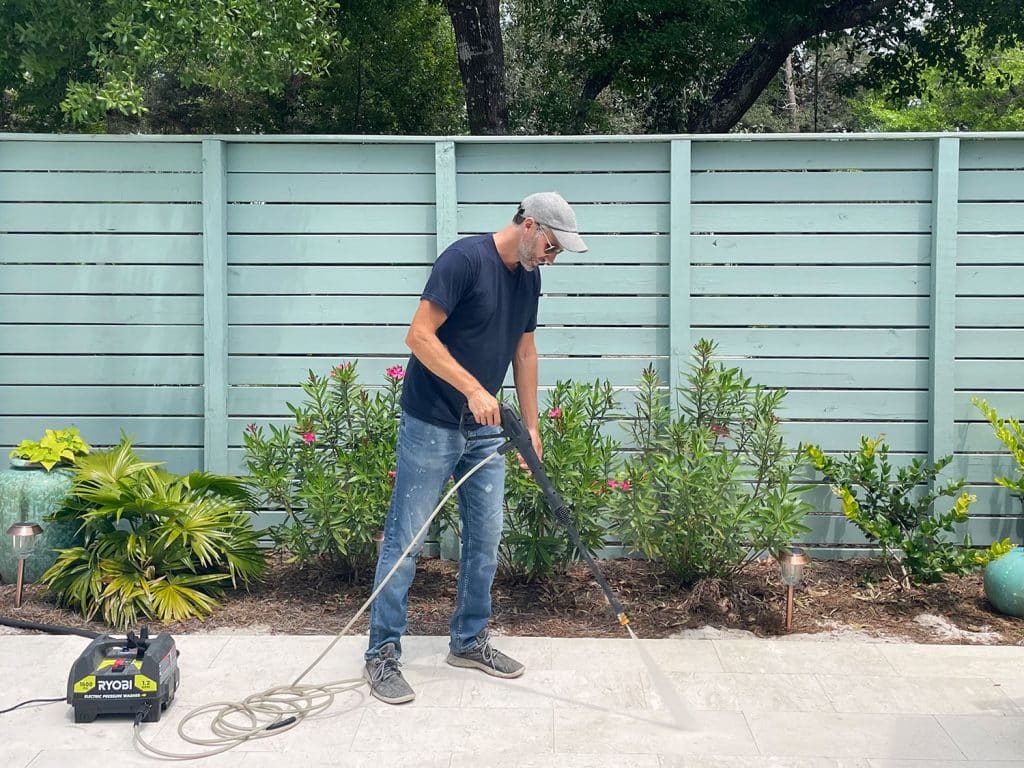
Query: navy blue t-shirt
402 234 540 428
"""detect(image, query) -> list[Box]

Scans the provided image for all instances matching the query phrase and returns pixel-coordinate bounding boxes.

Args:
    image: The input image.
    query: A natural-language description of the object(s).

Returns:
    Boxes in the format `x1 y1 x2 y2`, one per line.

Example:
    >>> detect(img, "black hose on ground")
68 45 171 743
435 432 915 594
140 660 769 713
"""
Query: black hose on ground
0 615 100 638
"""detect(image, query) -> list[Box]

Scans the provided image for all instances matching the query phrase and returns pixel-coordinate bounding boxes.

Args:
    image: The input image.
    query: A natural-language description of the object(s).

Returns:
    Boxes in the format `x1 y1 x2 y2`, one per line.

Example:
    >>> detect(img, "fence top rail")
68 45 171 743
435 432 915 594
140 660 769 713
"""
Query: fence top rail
2 131 1023 144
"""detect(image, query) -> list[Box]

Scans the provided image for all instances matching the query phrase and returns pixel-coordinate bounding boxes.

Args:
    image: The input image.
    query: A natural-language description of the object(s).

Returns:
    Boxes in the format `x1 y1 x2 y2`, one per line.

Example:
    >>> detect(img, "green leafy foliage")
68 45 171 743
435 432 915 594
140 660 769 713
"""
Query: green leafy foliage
500 381 620 581
243 362 416 579
805 437 1012 589
851 45 1024 131
973 397 1024 509
611 340 811 585
41 439 266 628
10 427 90 470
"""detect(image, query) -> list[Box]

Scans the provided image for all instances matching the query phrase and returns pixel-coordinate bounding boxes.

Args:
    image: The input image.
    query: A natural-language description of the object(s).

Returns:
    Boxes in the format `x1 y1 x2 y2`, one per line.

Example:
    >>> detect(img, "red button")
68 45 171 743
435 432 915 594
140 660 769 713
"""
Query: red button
112 659 125 671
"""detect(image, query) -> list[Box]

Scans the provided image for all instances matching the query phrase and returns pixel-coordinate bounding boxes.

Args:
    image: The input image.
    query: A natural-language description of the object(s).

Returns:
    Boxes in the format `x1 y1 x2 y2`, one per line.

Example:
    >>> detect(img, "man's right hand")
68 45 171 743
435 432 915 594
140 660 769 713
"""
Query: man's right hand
467 388 501 427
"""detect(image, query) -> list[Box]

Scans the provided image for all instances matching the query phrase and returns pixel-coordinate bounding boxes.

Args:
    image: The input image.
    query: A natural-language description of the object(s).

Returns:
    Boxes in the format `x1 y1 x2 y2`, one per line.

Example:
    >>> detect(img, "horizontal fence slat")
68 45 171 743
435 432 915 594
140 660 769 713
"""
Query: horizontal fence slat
227 143 436 173
958 139 1024 170
0 295 202 324
957 297 1024 327
0 171 202 202
0 356 203 385
710 358 930 389
691 265 930 297
0 141 201 172
227 204 436 234
0 325 202 354
957 234 1024 264
692 170 933 202
959 203 1024 233
955 360 1024 388
0 203 202 233
956 265 1024 296
227 173 435 203
780 390 927 421
1 265 203 294
691 234 932 264
692 140 935 171
0 234 203 264
959 170 1024 201
956 329 1024 358
697 328 929 357
0 386 201 415
456 143 670 173
459 203 668 234
0 416 201 447
692 203 931 234
457 172 670 203
227 234 437 265
694 296 929 327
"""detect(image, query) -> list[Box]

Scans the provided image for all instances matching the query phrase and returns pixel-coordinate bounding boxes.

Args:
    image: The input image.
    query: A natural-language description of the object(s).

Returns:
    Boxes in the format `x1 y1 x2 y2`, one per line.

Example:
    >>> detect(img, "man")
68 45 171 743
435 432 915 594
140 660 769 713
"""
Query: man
363 192 588 704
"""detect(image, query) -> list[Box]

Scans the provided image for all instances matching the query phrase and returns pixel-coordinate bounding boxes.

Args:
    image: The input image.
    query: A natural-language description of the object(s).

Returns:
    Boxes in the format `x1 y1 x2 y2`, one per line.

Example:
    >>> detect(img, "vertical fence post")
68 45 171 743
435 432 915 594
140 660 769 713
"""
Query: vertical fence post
434 139 459 560
669 139 693 407
202 139 229 474
929 137 960 479
435 141 458 256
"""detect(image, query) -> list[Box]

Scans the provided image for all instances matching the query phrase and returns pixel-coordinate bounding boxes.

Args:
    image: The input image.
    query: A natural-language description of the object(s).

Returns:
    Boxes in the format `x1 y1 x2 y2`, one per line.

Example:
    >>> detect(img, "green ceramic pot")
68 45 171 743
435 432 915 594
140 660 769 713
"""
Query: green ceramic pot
983 546 1024 618
0 465 81 583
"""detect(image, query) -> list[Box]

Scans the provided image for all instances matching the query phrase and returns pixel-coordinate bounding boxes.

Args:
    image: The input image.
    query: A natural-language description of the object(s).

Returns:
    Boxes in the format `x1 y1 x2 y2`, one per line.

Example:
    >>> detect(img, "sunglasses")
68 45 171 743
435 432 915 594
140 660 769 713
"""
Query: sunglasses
539 226 563 256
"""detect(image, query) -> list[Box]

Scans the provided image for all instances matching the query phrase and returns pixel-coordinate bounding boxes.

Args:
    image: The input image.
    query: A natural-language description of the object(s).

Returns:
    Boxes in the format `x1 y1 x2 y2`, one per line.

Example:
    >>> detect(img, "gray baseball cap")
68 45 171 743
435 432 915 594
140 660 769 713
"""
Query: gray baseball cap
518 192 588 253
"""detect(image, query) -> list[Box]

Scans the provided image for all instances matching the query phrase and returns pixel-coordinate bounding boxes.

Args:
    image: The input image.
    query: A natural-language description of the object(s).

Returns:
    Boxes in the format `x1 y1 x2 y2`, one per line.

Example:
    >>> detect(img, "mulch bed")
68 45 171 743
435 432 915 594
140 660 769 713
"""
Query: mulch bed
3 555 1022 644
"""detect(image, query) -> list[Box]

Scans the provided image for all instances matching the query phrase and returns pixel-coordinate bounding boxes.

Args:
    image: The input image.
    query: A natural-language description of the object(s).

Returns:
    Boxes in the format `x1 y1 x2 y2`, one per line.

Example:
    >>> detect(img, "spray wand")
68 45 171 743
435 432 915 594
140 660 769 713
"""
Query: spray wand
462 403 631 630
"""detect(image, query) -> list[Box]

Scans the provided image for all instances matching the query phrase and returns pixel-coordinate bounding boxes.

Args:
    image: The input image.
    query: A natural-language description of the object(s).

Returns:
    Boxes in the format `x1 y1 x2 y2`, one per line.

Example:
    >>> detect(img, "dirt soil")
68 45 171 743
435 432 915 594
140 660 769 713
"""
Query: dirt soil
3 555 1022 645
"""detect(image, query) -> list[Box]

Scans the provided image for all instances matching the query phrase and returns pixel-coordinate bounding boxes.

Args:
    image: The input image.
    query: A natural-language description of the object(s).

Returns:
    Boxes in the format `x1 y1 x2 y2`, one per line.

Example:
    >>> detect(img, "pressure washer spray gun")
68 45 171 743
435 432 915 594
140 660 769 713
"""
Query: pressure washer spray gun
461 403 631 631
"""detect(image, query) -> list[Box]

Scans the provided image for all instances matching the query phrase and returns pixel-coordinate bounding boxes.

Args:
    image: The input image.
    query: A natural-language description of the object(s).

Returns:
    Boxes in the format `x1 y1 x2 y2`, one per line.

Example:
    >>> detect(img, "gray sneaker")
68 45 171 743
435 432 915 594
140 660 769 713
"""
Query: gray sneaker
447 635 525 679
364 643 415 704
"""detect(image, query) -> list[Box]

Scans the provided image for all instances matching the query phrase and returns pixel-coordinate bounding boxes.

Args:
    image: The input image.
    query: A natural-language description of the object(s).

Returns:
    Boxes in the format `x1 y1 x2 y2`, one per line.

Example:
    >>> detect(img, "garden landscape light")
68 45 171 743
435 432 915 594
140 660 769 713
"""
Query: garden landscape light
6 521 43 608
778 547 808 632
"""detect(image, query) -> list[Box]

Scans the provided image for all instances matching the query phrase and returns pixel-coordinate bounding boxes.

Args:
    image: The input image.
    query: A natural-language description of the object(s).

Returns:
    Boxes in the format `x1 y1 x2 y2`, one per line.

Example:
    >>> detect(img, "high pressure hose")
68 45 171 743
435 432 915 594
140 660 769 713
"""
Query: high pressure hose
0 616 100 639
132 444 504 761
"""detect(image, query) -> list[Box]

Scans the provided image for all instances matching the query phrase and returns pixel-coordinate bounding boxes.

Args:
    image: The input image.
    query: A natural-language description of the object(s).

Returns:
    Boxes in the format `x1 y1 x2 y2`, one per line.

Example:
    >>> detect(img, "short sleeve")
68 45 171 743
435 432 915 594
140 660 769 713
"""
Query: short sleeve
524 271 541 333
421 247 474 316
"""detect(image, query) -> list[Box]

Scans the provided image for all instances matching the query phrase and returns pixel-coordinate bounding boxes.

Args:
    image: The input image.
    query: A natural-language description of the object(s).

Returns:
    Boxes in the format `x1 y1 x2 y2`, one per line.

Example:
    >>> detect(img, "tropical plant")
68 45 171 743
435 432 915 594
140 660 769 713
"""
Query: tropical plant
500 380 620 581
243 361 419 579
973 397 1024 511
9 427 91 470
610 340 812 585
41 439 266 627
806 436 1012 589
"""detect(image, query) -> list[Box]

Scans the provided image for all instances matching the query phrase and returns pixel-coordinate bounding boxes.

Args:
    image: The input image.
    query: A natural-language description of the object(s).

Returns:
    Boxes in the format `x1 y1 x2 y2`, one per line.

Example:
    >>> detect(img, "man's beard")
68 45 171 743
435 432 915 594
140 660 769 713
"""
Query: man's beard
517 230 540 271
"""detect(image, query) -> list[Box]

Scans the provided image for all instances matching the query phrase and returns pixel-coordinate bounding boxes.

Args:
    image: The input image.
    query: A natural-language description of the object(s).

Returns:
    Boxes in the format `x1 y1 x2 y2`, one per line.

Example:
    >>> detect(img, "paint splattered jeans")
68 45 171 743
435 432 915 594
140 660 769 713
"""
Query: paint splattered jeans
365 410 506 660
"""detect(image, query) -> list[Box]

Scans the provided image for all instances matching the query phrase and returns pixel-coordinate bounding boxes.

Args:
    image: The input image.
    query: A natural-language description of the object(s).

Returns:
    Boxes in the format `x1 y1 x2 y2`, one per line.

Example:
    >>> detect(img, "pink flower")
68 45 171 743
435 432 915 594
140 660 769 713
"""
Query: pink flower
302 432 316 444
607 478 618 489
620 480 631 492
331 362 354 377
387 469 397 484
386 365 405 382
710 424 730 437
246 423 257 433
548 407 563 419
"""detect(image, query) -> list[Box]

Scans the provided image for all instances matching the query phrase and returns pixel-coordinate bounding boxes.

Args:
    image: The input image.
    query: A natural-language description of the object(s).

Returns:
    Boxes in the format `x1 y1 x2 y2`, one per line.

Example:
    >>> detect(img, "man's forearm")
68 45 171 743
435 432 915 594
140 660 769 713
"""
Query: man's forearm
512 348 540 432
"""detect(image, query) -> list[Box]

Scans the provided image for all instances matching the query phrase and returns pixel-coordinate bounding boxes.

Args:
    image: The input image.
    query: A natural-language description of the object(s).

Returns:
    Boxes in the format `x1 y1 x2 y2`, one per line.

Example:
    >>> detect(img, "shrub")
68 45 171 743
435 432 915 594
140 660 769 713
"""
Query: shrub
500 380 620 581
611 340 812 585
42 439 266 627
10 427 90 470
973 397 1024 512
243 362 412 578
806 436 1012 588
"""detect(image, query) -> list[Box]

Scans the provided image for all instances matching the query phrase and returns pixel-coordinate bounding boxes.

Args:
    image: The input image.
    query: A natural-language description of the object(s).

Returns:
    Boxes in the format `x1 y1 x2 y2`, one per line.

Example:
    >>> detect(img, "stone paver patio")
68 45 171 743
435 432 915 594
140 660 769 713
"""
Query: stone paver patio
2 632 1024 767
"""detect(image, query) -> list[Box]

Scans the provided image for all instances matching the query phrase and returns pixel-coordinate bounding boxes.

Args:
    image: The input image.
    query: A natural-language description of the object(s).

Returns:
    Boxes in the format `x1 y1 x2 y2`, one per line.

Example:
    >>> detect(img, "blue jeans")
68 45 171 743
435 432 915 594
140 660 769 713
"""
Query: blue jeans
366 411 506 660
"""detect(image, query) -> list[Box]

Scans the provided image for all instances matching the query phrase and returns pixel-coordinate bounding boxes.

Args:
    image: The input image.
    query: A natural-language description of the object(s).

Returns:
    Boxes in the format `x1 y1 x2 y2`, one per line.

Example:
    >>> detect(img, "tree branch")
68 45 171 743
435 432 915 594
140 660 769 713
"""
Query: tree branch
687 0 899 133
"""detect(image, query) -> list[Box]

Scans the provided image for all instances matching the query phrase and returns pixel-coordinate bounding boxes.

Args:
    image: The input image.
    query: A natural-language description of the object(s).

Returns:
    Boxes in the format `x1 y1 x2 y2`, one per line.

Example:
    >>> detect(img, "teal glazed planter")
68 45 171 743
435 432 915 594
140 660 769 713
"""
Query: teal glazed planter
0 465 81 584
984 547 1024 618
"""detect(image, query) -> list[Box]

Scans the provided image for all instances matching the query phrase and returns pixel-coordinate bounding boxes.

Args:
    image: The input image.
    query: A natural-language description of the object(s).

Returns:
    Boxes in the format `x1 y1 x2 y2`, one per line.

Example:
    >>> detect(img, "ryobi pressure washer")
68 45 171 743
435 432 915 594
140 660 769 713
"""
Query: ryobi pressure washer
67 627 180 723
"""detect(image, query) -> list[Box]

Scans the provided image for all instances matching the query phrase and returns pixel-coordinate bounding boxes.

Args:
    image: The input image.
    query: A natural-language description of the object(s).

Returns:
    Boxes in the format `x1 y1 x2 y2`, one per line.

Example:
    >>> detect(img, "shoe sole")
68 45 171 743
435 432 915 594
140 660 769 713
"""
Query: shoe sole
362 668 415 704
446 652 525 679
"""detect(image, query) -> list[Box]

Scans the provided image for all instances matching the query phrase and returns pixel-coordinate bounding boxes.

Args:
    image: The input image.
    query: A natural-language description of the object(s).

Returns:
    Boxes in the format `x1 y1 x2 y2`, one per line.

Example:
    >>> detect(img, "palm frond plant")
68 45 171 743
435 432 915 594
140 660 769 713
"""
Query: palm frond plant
41 439 267 628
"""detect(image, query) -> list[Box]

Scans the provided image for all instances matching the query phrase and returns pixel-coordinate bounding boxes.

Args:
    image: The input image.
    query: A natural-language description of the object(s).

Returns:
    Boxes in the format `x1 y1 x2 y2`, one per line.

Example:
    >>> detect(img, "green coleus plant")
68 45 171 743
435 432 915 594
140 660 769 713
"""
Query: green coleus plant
10 427 91 470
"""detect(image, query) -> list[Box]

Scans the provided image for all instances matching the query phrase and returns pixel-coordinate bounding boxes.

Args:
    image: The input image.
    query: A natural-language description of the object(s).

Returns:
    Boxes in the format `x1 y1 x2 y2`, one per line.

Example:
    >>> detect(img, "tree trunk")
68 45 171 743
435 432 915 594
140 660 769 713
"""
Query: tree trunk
687 0 897 133
445 0 508 135
783 54 799 132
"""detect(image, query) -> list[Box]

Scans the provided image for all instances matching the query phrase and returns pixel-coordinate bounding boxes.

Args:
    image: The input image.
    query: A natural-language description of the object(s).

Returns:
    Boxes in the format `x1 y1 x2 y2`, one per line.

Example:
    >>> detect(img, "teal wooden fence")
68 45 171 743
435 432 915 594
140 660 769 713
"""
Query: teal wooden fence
1 133 1022 555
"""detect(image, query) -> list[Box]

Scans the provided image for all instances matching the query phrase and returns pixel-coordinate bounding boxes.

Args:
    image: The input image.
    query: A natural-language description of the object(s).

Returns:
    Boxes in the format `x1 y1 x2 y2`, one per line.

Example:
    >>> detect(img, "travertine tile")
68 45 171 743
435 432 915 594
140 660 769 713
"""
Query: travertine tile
714 640 895 676
935 714 1024 761
745 712 962 760
353 706 552 753
553 708 758 756
549 638 723 674
879 645 1024 679
461 667 648 710
649 672 834 713
661 758 871 768
817 673 1017 715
